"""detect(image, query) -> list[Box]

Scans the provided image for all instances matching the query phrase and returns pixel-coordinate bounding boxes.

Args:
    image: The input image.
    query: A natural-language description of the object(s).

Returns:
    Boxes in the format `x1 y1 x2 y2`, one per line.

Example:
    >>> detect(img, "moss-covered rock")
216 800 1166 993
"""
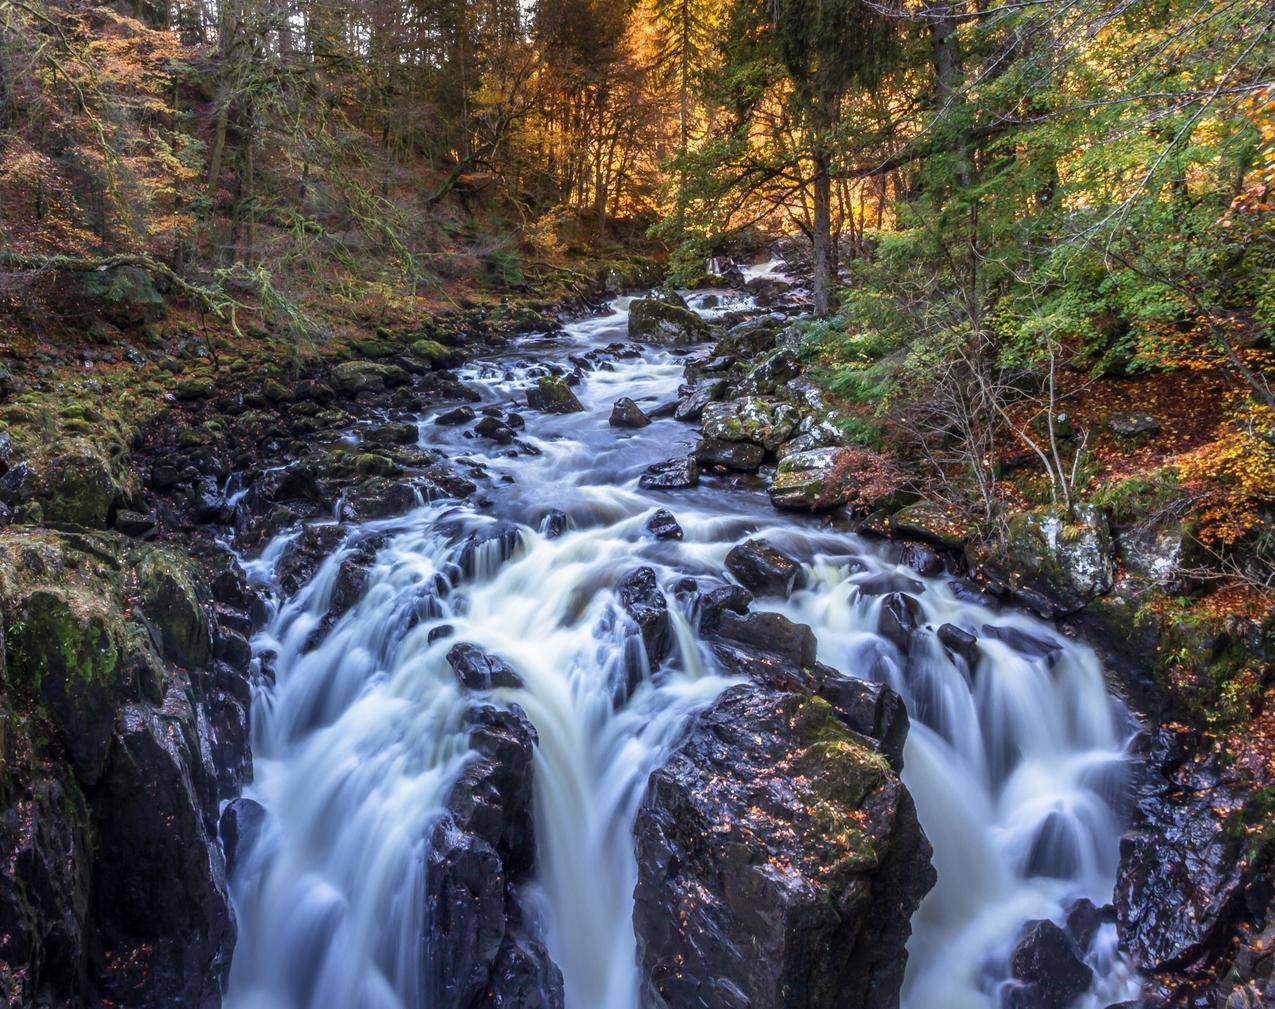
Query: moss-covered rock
135 548 211 669
331 360 410 395
526 376 584 414
701 397 798 452
633 682 934 1009
6 586 125 785
972 505 1115 616
627 297 710 346
769 446 902 513
407 338 458 367
37 438 125 527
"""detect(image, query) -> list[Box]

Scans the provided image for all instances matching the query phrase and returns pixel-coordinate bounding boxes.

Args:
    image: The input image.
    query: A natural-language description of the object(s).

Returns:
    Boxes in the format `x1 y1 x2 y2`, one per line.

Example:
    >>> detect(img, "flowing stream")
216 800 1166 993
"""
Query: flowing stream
223 286 1141 1009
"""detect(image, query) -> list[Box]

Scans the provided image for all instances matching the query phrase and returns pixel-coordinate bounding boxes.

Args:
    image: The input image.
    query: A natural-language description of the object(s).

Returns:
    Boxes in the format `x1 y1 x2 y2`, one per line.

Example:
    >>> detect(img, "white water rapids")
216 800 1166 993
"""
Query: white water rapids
223 289 1142 1009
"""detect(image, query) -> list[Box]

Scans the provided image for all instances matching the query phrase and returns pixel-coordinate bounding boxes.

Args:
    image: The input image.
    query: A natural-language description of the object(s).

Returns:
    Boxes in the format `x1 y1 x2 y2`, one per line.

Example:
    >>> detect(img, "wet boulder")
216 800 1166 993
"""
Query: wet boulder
338 477 419 521
701 398 798 453
645 509 683 540
693 437 764 472
877 592 923 651
89 698 234 1008
1005 919 1093 1009
633 683 934 1009
627 297 710 346
609 397 651 428
436 405 477 426
424 701 556 1009
1115 738 1253 976
616 567 672 670
526 376 584 414
768 446 899 513
447 643 524 691
936 623 980 669
475 416 517 444
815 672 910 773
673 380 727 423
701 608 817 692
639 457 699 490
219 797 267 879
725 537 805 597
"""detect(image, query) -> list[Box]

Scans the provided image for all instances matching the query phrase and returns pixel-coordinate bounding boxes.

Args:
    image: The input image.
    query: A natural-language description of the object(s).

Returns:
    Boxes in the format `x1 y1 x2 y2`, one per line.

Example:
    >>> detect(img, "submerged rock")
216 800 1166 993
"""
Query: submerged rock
633 683 934 1009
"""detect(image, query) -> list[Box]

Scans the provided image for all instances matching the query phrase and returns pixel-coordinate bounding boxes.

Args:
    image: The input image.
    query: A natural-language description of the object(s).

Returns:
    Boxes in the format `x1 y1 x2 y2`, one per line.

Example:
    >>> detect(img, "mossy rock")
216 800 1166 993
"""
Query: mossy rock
37 438 123 528
627 297 710 346
346 336 399 359
526 376 584 414
135 549 210 669
173 377 215 402
407 339 456 367
971 505 1115 616
701 397 798 452
5 586 125 784
331 360 410 395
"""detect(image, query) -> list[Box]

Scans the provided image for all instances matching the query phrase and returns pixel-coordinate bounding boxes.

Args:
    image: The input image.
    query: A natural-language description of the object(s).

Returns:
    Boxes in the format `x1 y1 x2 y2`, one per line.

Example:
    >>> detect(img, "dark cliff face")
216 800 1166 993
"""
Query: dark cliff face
0 531 255 1008
632 606 935 1009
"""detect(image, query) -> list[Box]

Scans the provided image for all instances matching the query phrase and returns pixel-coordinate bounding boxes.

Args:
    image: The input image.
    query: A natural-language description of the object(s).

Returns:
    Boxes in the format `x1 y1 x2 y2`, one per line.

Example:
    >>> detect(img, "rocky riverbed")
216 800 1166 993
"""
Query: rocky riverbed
0 253 1269 1009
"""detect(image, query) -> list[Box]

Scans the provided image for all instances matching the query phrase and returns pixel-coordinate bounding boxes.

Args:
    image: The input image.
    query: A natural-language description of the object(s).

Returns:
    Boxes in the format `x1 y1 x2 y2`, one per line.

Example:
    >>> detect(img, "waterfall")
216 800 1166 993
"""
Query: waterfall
223 293 1141 1009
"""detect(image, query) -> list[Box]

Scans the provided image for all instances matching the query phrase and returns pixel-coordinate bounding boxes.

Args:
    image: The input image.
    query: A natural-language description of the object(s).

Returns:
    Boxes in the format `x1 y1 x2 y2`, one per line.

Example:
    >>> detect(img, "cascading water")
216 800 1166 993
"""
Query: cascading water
223 286 1142 1009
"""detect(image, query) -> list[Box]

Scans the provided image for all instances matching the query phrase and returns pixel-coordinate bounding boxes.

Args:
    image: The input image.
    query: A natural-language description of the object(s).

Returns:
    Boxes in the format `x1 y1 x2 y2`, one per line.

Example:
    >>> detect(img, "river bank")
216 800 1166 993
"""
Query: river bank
0 255 1270 1009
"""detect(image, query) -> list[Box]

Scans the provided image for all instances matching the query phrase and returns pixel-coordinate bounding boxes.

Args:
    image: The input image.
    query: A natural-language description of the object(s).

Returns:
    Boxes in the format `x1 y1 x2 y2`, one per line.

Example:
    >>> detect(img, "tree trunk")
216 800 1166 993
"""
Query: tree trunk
812 144 832 316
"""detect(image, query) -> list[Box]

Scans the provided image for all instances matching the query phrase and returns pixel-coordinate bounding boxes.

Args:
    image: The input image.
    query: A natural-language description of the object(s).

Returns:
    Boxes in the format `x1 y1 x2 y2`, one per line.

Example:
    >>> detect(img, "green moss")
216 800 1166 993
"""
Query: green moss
1138 596 1272 730
790 696 891 873
6 588 123 693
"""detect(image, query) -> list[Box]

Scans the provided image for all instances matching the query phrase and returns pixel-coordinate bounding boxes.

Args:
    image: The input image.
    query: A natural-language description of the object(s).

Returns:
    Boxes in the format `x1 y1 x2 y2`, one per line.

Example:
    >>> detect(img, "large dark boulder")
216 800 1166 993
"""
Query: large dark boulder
725 538 805 597
1115 732 1254 975
701 607 817 691
424 702 561 1009
89 697 234 1007
1005 919 1093 1009
633 682 934 1009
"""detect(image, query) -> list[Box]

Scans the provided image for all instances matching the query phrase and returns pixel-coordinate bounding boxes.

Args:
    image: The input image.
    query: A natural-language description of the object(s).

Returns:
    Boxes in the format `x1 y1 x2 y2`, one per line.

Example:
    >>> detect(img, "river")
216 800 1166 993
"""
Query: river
222 283 1142 1009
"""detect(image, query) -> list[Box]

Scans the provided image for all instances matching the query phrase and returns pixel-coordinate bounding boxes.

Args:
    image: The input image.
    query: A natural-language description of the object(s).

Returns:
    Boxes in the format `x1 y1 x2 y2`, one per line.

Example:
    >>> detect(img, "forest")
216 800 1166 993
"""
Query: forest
0 0 1273 1007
